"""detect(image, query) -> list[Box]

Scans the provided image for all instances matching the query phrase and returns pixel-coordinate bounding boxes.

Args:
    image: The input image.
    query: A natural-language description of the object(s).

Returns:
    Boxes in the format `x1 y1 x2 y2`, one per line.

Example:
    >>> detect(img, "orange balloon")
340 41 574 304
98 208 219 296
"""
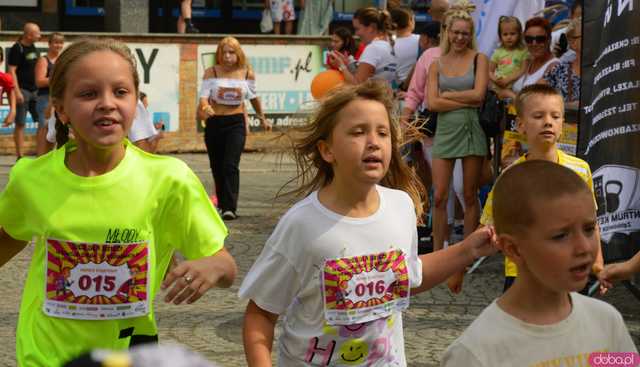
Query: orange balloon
310 69 345 100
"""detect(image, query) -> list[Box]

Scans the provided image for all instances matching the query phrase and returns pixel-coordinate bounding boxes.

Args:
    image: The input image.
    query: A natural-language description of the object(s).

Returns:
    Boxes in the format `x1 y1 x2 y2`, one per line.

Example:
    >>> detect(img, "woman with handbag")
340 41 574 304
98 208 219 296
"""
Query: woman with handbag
426 2 488 273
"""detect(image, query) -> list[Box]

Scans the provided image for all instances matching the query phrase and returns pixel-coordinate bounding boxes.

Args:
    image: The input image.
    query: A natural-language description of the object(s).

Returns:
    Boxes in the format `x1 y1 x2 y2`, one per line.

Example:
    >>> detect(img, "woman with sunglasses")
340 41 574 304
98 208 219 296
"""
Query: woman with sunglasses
512 17 558 94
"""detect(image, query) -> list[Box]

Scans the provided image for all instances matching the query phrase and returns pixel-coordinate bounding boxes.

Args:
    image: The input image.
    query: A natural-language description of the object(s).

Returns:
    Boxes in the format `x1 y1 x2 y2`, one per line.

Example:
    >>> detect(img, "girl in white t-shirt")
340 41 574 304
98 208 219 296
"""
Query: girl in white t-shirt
329 7 398 85
240 80 496 366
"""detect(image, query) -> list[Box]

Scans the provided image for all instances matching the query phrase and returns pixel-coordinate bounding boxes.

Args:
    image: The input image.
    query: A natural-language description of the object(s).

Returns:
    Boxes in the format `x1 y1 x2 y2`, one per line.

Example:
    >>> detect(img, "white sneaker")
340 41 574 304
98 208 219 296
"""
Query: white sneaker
222 210 237 220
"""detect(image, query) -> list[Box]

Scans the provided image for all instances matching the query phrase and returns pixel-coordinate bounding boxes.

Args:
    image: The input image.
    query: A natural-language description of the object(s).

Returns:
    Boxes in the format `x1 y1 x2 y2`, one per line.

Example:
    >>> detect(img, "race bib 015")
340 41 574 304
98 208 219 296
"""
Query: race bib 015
44 238 150 320
322 249 410 325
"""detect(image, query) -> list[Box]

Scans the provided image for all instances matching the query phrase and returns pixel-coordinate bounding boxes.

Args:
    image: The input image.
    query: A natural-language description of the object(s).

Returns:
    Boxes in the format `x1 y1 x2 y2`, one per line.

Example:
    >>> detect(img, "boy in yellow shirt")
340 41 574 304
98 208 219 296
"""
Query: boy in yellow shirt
480 84 603 291
442 161 636 366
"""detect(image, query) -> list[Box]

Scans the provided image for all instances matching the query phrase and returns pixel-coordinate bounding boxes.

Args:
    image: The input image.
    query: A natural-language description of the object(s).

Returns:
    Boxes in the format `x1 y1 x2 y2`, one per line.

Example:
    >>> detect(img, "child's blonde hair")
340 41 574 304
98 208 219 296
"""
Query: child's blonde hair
497 16 525 50
441 0 477 54
515 84 563 117
283 80 425 218
49 38 140 146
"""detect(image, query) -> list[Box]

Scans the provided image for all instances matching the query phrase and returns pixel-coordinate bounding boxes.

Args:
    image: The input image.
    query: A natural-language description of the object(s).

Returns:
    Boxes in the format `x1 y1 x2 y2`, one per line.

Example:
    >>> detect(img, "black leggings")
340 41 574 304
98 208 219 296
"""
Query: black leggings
204 114 246 213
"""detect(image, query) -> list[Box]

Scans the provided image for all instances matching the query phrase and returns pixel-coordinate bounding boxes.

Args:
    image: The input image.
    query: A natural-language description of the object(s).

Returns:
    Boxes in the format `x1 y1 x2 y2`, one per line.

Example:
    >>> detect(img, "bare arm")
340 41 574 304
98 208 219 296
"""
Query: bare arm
249 98 271 131
244 300 278 367
246 68 271 131
412 226 496 295
440 54 489 104
7 65 22 103
489 60 498 82
0 228 28 268
425 62 475 112
161 247 237 304
2 89 16 127
34 57 49 89
330 51 375 85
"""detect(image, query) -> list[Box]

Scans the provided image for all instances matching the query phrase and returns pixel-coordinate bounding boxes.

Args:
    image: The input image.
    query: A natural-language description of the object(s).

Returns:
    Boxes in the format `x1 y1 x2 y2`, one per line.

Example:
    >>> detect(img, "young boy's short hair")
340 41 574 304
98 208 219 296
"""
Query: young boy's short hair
515 84 563 117
493 160 592 236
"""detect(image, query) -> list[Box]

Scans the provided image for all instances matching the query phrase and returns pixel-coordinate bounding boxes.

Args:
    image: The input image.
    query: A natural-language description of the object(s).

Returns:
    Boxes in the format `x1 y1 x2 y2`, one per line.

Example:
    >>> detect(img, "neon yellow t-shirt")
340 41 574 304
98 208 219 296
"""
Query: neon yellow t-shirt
0 141 227 367
480 150 595 277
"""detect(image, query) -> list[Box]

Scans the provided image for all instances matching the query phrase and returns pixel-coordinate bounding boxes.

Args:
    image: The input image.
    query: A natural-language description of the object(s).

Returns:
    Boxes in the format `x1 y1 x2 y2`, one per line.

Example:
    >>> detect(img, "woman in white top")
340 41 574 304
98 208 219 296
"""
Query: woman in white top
391 7 420 88
512 17 558 94
198 36 271 220
330 7 397 85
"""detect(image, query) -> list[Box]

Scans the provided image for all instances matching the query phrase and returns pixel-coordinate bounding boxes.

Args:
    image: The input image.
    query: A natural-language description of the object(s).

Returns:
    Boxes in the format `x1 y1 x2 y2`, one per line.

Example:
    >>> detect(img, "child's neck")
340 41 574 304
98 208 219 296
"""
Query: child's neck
66 143 126 177
497 275 573 325
527 145 558 163
318 178 379 218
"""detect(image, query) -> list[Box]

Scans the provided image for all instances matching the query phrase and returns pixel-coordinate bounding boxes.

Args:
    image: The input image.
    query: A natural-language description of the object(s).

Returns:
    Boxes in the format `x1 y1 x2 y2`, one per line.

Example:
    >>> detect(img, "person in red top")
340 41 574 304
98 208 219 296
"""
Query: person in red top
0 50 17 129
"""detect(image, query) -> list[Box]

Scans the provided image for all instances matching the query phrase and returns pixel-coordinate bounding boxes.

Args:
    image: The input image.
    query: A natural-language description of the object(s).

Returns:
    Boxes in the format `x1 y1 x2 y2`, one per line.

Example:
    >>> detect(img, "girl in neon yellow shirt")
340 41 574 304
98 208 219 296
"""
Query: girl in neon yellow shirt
0 38 237 367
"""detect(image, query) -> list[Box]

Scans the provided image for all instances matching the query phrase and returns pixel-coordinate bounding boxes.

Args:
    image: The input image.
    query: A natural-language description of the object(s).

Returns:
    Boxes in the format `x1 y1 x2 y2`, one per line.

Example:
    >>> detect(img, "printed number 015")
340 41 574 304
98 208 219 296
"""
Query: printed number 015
78 275 116 292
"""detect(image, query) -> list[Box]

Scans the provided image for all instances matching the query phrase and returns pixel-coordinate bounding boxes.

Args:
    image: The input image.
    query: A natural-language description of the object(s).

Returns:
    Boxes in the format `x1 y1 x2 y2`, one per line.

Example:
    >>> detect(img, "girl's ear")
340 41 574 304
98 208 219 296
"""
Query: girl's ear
317 139 334 164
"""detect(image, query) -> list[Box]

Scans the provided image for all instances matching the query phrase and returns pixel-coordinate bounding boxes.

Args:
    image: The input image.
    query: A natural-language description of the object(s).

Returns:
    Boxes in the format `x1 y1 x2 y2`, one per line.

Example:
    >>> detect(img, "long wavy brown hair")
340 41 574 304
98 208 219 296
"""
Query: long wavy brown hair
280 80 426 218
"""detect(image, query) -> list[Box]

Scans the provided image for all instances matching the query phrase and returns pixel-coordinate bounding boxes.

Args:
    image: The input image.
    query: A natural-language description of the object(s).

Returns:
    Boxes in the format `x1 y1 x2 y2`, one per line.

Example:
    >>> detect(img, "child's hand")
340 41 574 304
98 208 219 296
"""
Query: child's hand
2 112 14 127
598 261 634 291
162 249 237 304
464 225 498 260
447 271 465 294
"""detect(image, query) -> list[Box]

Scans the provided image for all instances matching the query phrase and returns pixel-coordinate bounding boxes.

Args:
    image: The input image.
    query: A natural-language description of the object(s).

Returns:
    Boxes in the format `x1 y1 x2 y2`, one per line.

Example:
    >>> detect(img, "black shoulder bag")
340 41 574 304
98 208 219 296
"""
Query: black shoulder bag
473 54 504 138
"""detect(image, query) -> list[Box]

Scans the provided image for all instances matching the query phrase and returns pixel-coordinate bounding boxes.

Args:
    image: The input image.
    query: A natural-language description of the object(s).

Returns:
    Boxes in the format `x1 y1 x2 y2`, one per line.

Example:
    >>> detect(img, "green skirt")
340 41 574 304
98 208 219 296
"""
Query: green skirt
432 107 487 159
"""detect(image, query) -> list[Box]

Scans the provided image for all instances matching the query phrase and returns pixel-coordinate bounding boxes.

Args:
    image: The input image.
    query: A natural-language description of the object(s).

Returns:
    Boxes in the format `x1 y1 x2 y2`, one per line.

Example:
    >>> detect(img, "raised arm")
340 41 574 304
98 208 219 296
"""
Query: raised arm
412 226 497 294
244 300 279 367
0 227 28 267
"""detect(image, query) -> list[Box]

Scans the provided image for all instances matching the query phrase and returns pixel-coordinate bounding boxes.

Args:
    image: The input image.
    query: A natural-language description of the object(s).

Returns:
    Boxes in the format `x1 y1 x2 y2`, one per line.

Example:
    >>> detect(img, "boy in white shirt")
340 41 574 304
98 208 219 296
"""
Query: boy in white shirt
441 161 637 366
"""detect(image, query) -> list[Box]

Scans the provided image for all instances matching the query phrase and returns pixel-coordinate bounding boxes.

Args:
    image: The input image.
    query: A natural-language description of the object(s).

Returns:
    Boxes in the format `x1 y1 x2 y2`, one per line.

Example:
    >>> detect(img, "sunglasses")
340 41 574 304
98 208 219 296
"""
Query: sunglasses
525 35 547 44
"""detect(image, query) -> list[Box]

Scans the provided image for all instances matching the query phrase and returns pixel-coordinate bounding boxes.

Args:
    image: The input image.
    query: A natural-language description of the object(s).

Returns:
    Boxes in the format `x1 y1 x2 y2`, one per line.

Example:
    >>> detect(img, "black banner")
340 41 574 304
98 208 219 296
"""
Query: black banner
578 0 640 262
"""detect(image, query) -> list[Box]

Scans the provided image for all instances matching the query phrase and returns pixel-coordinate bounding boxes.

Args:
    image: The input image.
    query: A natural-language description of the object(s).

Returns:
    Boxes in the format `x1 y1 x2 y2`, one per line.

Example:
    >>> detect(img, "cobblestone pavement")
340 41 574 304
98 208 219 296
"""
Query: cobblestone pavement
0 153 638 366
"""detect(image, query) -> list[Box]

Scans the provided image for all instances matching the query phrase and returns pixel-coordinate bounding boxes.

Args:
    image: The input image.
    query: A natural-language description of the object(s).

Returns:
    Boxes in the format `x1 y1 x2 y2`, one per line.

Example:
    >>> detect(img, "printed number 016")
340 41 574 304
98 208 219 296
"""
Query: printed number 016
78 275 116 292
355 280 387 297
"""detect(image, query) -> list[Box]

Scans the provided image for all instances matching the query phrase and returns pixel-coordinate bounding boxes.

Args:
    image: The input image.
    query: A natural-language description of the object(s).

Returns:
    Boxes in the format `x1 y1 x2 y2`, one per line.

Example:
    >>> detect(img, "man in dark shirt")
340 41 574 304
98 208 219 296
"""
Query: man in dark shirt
7 22 41 159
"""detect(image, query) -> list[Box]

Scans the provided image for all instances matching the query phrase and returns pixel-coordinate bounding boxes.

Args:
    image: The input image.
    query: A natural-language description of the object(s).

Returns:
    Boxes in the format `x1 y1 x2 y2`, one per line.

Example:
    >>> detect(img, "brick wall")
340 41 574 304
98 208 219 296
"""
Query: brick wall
0 33 329 155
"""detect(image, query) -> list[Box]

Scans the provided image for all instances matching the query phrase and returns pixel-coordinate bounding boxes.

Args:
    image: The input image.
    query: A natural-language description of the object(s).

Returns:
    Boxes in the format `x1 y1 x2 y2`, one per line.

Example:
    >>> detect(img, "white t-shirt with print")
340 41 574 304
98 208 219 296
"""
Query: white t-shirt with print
393 34 420 84
239 185 423 366
358 40 398 85
441 293 638 367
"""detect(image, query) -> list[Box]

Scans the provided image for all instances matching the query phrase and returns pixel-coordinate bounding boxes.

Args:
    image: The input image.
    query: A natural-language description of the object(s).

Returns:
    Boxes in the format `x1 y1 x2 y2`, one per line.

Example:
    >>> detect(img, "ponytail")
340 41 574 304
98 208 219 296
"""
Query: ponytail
54 111 69 147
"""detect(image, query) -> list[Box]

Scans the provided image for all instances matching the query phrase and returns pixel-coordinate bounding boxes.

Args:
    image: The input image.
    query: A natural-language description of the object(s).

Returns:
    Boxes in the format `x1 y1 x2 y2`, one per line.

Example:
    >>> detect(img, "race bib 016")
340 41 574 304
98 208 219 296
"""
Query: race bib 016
322 249 410 325
44 238 150 320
